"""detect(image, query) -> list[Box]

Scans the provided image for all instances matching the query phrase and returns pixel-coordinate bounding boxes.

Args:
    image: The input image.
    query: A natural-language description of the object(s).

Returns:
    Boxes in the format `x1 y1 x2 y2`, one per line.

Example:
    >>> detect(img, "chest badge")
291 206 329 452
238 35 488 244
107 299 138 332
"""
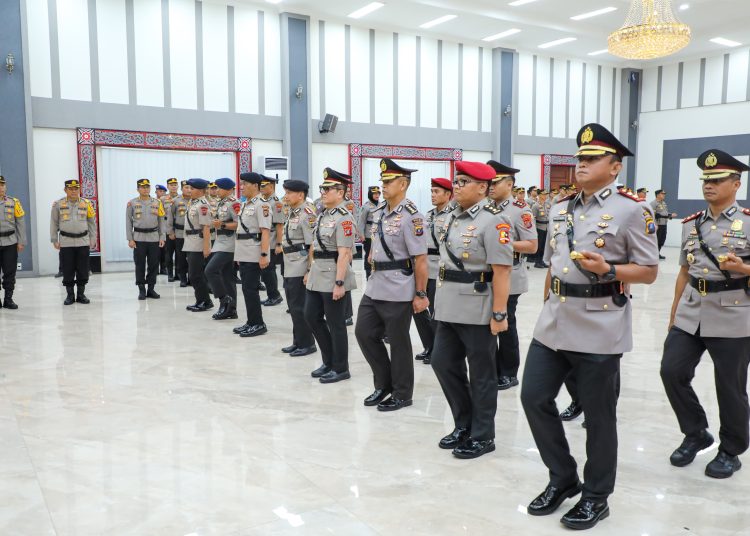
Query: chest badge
731 219 743 232
594 237 605 248
598 222 609 228
686 253 695 264
601 214 613 221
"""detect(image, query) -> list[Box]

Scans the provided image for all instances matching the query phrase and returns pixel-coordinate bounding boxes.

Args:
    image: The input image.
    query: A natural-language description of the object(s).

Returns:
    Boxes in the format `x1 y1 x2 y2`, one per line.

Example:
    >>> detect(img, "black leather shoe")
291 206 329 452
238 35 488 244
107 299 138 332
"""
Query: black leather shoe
179 280 188 287
138 285 147 300
168 275 176 282
187 301 214 312
452 438 495 459
258 282 266 291
311 364 331 378
527 481 582 516
560 499 609 530
377 397 412 412
659 254 666 260
560 401 583 421
146 287 160 299
415 349 431 361
534 262 549 269
239 324 267 337
497 376 519 390
282 344 298 353
422 354 432 365
670 430 714 467
319 370 351 384
233 323 251 334
439 427 471 450
290 345 317 357
345 317 353 326
55 271 63 278
363 389 391 406
705 450 741 479
64 289 75 305
76 293 90 304
3 295 18 309
262 295 283 306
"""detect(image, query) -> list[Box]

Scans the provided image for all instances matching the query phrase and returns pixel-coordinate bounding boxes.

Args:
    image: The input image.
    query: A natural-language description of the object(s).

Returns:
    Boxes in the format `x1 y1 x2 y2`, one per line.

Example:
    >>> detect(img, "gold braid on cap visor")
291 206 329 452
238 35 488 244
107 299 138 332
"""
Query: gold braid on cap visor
491 174 515 183
700 169 740 180
575 145 619 157
380 173 408 181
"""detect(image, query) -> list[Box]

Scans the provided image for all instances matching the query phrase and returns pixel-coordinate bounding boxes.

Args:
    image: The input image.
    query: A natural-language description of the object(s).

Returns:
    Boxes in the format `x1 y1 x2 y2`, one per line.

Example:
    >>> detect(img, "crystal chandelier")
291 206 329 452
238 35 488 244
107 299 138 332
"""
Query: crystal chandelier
608 0 691 60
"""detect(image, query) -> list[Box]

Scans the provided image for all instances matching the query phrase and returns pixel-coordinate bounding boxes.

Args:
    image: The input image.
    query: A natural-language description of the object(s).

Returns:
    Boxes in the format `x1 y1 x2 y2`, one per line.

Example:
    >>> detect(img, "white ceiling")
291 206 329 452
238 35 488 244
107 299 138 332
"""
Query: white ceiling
235 0 750 65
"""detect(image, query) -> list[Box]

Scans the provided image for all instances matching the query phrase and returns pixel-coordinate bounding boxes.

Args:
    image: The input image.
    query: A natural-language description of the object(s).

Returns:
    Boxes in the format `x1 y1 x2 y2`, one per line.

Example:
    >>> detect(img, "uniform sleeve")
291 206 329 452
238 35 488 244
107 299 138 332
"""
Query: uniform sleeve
16 215 27 246
678 223 689 267
402 211 428 256
125 202 134 241
87 205 98 248
335 214 356 248
166 203 175 234
357 205 369 236
257 201 273 230
515 206 538 241
302 208 316 245
50 202 59 242
485 213 514 266
623 203 659 266
158 202 166 241
272 199 285 224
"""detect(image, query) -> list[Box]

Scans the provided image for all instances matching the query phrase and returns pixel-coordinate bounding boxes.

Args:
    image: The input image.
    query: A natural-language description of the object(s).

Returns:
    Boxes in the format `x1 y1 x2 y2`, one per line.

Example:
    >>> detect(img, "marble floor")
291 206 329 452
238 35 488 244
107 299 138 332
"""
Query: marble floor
1 248 749 536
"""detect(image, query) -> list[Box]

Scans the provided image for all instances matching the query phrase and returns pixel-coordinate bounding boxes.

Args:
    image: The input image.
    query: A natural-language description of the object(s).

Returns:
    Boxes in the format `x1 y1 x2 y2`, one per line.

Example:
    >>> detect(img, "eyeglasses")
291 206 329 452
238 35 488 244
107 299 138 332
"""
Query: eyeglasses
319 186 343 194
452 178 480 188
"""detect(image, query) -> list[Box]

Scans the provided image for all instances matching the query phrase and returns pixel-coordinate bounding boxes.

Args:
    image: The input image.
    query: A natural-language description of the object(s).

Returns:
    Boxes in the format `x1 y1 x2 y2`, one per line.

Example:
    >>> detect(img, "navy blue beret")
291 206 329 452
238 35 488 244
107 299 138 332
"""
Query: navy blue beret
282 179 309 192
187 178 209 190
214 177 236 190
239 172 264 184
155 184 167 191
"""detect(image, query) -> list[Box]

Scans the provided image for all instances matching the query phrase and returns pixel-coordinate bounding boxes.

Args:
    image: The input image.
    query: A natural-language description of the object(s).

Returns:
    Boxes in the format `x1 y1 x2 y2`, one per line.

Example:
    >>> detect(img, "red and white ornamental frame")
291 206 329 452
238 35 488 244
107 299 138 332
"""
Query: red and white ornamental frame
348 143 463 206
541 154 577 189
76 127 252 254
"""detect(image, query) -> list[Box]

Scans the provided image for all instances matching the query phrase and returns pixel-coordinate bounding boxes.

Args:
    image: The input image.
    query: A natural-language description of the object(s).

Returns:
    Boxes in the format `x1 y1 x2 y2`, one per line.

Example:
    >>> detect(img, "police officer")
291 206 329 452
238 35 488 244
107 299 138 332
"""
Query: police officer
183 179 213 311
259 177 284 306
233 172 271 337
280 179 317 355
431 161 513 459
126 179 165 300
206 177 239 320
413 177 453 364
636 187 648 200
532 189 551 268
661 149 750 479
520 123 658 530
168 180 191 287
358 185 381 279
51 179 97 305
155 184 169 275
305 168 357 384
356 159 428 411
0 176 26 309
487 161 538 390
162 177 180 280
651 189 678 260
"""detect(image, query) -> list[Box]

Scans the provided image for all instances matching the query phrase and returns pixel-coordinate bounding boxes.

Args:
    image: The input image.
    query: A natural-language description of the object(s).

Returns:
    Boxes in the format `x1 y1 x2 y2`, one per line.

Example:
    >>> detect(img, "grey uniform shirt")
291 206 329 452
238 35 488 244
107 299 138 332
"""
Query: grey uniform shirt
282 202 316 278
534 185 659 354
182 197 212 252
167 195 189 238
650 199 671 226
434 198 514 325
307 201 357 292
0 196 26 247
495 198 537 295
50 197 97 248
533 200 551 232
234 195 272 263
126 196 165 242
426 205 452 280
211 196 239 254
262 195 284 249
674 204 750 338
365 198 428 302
358 201 378 239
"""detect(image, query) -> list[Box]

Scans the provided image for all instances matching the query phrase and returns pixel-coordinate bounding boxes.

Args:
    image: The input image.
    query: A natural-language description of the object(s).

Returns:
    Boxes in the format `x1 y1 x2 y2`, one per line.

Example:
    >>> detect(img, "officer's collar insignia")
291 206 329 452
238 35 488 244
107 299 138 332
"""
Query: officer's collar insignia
469 205 480 215
600 188 612 200
328 208 337 215
501 199 510 207
726 206 737 217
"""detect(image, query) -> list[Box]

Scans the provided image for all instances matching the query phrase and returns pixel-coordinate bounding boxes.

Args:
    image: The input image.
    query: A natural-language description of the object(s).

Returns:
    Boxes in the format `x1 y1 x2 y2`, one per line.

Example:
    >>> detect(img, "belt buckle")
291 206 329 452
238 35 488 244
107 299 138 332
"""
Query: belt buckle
370 259 376 272
698 278 707 296
439 266 445 281
479 272 485 282
552 277 561 296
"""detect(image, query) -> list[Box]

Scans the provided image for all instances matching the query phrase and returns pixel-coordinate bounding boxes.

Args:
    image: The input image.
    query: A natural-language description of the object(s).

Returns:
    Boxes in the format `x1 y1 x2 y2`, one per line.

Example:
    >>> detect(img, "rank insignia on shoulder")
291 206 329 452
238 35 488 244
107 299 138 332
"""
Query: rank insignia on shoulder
682 211 704 223
618 190 642 202
337 207 349 215
404 202 418 215
559 194 576 202
304 206 314 214
513 200 527 208
483 205 501 215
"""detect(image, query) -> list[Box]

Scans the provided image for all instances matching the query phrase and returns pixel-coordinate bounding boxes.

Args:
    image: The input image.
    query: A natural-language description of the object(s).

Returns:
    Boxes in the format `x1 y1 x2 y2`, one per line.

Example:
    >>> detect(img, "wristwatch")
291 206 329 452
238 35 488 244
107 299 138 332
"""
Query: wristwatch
492 311 508 322
415 290 428 298
260 252 268 258
600 263 617 282
335 279 345 287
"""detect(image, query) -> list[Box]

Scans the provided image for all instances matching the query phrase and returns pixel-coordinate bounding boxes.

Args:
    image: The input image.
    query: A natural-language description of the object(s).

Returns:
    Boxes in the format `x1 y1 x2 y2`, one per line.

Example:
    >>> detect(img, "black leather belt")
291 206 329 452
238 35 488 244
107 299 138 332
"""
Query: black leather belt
372 259 411 271
60 231 88 238
366 220 373 225
690 275 750 295
551 276 623 298
185 230 203 236
438 267 493 283
216 229 234 236
427 247 440 256
173 223 184 230
236 232 261 240
313 250 339 260
536 220 548 224
134 226 158 233
283 243 307 254
0 230 15 237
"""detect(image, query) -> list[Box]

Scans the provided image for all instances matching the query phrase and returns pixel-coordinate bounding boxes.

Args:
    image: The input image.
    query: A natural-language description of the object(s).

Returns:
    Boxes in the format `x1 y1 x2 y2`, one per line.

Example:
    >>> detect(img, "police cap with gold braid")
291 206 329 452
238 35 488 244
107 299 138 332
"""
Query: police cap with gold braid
697 149 750 180
0 175 5 185
575 123 633 158
321 167 352 187
137 178 151 187
166 177 179 185
487 160 520 183
65 179 80 188
379 158 417 182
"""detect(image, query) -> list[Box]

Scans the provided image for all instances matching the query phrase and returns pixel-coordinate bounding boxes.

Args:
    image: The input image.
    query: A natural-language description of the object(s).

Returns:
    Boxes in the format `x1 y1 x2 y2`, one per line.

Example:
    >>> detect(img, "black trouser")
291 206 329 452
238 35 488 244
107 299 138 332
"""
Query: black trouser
356 295 415 400
535 228 547 264
205 252 237 302
61 246 90 288
363 238 372 279
133 241 160 286
414 278 437 351
175 238 188 282
345 290 353 319
260 252 281 299
187 252 210 303
0 244 18 292
661 326 750 457
284 276 314 347
496 294 521 378
239 262 264 325
564 372 579 403
304 289 349 373
521 339 621 501
657 224 668 252
165 236 176 275
431 321 498 441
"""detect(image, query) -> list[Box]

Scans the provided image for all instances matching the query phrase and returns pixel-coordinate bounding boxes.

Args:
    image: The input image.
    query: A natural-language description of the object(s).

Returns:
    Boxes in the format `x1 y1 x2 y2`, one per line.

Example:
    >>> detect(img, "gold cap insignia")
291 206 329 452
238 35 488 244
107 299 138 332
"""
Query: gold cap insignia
581 127 594 145
705 153 718 168
380 161 387 172
323 169 328 179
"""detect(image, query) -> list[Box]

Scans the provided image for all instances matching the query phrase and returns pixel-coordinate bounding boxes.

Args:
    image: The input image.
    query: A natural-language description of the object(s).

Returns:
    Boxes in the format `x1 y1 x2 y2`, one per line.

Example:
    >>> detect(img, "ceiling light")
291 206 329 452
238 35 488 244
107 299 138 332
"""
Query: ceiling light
608 0 691 59
539 37 577 49
419 14 457 29
710 37 742 47
588 49 609 56
482 28 522 42
679 3 689 10
571 7 617 21
348 2 385 19
509 0 538 6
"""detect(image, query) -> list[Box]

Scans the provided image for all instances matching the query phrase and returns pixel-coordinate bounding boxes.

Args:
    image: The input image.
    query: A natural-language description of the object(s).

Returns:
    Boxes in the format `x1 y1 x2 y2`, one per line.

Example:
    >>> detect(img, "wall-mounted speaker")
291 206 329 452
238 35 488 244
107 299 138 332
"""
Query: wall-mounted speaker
318 113 338 133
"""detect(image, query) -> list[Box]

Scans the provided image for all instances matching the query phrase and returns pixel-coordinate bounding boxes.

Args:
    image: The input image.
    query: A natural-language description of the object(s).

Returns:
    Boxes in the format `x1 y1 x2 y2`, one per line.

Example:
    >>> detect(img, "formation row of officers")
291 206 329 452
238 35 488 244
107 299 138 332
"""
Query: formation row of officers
1 122 749 531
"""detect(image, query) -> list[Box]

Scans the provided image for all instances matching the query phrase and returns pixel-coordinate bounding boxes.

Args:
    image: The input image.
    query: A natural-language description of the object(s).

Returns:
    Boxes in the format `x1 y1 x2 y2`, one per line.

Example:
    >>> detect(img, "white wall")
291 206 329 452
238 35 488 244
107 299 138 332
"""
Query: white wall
310 143 349 195
513 154 543 189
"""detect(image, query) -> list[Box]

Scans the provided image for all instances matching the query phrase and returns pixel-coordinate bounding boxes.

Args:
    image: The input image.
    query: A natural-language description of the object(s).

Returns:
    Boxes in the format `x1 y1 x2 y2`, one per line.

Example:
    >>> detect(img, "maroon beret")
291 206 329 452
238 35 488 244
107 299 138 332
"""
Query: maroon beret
431 177 453 191
455 161 495 181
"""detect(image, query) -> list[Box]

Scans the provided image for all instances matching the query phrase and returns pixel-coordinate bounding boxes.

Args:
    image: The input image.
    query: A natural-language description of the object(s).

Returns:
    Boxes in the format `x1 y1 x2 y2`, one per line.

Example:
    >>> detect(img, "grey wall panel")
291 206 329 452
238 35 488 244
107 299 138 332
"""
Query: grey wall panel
515 135 577 156
499 50 514 163
286 15 310 179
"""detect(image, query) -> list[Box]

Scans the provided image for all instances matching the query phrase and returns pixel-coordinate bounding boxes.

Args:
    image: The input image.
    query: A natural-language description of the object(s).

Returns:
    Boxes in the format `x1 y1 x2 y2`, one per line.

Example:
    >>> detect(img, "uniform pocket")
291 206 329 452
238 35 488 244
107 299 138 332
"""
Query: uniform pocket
585 296 625 311
458 283 490 297
720 290 750 307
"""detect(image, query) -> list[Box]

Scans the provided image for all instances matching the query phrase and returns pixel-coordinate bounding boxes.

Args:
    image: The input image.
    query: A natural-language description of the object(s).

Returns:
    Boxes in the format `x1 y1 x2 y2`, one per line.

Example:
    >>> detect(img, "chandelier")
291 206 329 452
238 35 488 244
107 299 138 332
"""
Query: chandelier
608 0 691 60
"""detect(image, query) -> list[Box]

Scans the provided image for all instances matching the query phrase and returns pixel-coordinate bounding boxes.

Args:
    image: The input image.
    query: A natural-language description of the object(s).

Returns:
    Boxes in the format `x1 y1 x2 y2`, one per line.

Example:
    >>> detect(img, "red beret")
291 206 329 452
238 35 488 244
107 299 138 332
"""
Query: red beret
455 161 495 181
431 177 453 191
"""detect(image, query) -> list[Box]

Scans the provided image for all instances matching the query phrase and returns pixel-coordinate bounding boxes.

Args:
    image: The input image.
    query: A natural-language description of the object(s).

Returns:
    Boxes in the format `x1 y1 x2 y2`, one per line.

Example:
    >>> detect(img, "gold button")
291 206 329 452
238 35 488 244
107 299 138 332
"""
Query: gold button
573 240 577 245
711 225 717 230
703 268 709 273
598 230 604 234
563 267 569 274
603 304 608 310
735 301 740 305
579 215 586 220
438 282 442 288
560 297 566 303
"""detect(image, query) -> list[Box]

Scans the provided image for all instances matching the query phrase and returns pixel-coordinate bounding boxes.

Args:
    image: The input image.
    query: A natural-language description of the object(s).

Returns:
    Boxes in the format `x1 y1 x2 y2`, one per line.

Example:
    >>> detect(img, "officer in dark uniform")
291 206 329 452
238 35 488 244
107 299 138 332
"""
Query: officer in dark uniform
520 124 658 530
183 179 213 311
126 179 165 300
358 185 381 279
356 159 429 411
661 149 750 479
0 176 26 309
206 177 239 320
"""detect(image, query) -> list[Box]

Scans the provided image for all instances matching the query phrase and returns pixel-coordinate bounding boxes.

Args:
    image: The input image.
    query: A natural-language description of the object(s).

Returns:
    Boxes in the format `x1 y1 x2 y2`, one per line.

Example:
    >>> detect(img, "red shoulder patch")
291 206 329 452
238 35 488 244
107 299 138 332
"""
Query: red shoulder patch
232 202 241 215
513 200 527 208
521 212 533 229
682 211 704 223
618 191 643 202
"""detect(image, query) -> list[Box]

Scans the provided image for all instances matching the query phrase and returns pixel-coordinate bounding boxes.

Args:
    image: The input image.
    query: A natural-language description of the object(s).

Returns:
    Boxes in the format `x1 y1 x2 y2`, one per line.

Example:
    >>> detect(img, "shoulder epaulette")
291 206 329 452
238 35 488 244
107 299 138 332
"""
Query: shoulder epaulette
558 193 576 202
404 201 418 215
618 191 643 202
483 204 501 215
336 206 348 215
682 211 704 223
512 200 527 208
304 206 314 214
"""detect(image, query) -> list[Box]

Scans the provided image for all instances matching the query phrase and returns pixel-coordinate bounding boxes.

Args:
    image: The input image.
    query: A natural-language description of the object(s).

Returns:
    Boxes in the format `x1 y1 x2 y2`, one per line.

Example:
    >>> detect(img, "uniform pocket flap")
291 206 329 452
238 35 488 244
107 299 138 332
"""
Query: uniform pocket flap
458 283 491 296
585 296 624 311
720 291 750 307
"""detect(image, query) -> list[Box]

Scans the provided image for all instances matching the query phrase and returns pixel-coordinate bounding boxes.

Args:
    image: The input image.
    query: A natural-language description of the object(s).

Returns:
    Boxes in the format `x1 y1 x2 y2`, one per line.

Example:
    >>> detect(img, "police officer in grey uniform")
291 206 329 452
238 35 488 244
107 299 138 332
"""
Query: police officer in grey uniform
356 159 429 411
358 185 381 280
487 161 538 390
280 179 317 356
51 179 98 305
651 189 678 259
0 176 26 309
305 168 357 384
162 177 180 281
259 178 284 306
661 149 750 479
532 190 551 268
431 161 513 459
167 180 191 287
126 178 166 300
182 179 213 311
521 124 659 530
205 177 239 320
233 173 272 337
413 177 453 364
